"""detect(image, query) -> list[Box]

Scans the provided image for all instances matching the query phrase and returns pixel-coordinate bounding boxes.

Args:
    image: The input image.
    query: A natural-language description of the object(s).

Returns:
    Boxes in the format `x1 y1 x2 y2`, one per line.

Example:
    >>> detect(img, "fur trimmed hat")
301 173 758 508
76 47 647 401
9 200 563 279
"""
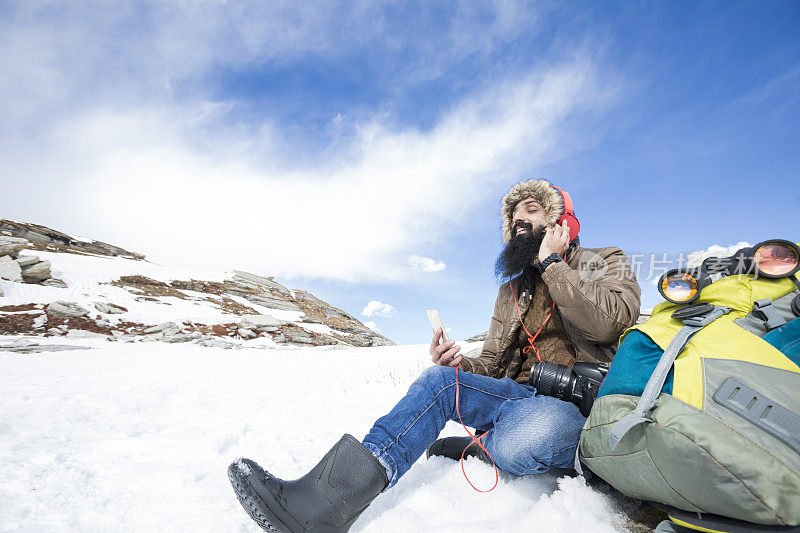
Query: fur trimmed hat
500 179 564 244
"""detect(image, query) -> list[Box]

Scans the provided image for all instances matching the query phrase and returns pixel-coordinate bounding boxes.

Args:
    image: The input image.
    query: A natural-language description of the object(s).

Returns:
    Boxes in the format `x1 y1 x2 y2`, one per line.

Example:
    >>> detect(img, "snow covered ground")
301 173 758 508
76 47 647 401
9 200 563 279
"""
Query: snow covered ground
0 250 304 327
0 338 638 532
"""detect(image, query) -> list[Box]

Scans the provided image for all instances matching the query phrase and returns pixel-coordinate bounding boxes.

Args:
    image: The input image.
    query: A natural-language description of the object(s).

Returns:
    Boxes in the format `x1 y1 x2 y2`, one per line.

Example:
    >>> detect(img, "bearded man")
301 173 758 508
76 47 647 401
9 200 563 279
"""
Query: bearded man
229 179 642 533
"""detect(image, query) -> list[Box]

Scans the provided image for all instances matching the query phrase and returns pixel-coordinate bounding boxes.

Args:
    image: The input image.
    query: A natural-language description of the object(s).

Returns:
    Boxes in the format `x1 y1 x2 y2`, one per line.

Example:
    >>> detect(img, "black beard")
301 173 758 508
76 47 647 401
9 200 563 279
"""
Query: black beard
494 223 547 280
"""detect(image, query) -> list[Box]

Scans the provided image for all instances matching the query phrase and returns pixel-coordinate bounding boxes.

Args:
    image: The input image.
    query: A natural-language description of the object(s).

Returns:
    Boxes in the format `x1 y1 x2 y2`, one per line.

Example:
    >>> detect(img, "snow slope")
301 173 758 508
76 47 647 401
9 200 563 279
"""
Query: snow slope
0 250 303 326
0 337 639 532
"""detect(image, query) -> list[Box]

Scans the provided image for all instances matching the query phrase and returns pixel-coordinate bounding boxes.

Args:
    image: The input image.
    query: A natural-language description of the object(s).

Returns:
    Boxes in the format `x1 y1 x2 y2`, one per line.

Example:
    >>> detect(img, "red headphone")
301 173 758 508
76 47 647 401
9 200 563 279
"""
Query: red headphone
551 185 580 243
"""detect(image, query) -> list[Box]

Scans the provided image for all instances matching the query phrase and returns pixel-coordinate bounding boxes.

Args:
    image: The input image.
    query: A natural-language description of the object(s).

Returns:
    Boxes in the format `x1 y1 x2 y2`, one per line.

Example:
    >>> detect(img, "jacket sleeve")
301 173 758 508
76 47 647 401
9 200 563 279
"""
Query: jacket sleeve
540 247 641 345
459 287 504 378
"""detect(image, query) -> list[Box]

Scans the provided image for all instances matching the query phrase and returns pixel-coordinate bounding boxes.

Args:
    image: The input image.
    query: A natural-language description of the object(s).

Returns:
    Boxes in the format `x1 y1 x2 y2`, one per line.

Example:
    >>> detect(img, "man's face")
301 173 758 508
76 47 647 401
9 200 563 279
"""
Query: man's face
511 199 548 237
494 198 550 280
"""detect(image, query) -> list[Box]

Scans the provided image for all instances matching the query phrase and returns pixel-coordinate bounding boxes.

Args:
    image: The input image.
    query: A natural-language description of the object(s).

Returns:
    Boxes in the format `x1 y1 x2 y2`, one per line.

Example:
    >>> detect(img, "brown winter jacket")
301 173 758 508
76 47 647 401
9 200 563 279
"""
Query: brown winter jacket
459 243 641 382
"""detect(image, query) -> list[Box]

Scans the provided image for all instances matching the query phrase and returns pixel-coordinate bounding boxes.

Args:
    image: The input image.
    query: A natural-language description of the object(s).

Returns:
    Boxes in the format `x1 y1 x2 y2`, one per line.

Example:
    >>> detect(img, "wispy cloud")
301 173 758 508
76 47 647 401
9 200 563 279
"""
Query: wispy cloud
0 2 621 283
687 242 751 268
407 255 446 273
361 301 396 318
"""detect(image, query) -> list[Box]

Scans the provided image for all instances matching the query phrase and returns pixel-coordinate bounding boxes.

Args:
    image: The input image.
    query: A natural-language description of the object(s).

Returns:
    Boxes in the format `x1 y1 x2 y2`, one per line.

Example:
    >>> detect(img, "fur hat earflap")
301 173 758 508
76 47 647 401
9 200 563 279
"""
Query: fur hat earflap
500 179 564 243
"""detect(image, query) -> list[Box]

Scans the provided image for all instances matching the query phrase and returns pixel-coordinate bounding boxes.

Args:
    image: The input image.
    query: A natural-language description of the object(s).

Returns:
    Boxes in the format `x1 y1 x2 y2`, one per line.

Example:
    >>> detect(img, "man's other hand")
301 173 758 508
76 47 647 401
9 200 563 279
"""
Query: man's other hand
538 219 571 261
429 328 462 367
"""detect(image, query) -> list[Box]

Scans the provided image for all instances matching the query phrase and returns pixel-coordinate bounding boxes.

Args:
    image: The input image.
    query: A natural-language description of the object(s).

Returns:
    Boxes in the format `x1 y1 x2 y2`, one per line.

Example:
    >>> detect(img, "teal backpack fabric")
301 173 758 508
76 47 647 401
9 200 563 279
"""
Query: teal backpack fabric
763 317 800 364
597 330 673 398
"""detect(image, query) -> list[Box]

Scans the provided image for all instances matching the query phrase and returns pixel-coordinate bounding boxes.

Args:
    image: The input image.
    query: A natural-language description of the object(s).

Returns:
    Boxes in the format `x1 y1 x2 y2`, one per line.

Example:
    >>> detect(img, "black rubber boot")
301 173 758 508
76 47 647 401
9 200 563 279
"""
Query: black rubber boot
426 435 489 462
228 434 389 533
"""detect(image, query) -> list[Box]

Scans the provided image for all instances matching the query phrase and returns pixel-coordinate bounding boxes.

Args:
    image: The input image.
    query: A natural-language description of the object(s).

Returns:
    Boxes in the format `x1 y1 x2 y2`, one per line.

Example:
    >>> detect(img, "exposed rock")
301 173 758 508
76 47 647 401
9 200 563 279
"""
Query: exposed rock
162 333 194 343
0 255 23 282
1 220 395 347
463 347 481 358
293 290 321 303
0 340 92 353
0 219 145 260
465 331 489 342
66 329 110 340
110 331 137 343
346 331 394 347
21 260 51 282
46 301 89 318
143 322 177 334
240 293 302 312
239 314 287 330
0 236 28 257
32 315 48 329
237 328 256 339
194 337 237 349
323 308 349 319
230 270 291 295
94 302 128 314
14 255 39 267
24 231 50 244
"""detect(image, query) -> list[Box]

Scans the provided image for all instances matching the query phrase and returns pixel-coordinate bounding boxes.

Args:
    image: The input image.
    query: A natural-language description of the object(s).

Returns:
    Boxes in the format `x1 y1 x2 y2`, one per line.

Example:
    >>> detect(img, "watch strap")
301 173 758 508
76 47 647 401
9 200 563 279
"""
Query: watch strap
537 253 562 274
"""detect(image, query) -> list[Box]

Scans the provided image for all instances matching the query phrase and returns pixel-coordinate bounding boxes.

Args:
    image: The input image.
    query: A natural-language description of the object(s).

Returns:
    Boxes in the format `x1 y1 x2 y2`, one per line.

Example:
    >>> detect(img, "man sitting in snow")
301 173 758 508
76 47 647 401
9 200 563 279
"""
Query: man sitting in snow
228 178 642 533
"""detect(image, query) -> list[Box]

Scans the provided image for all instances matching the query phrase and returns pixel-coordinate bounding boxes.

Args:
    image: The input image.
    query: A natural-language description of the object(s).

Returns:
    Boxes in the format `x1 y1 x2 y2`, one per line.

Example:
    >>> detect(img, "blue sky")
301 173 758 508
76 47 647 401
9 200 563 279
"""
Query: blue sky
1 1 798 344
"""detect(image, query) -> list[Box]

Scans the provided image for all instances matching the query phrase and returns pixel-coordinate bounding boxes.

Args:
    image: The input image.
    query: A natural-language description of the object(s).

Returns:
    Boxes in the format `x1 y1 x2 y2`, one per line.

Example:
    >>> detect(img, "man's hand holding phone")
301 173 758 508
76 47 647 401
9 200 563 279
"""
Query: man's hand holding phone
430 328 462 367
427 310 462 367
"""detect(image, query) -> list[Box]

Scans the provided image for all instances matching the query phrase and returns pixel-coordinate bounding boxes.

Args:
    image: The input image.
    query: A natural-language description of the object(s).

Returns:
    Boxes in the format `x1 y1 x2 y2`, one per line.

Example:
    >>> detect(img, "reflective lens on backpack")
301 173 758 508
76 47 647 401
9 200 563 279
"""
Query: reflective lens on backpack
657 239 800 305
752 240 800 278
659 272 701 304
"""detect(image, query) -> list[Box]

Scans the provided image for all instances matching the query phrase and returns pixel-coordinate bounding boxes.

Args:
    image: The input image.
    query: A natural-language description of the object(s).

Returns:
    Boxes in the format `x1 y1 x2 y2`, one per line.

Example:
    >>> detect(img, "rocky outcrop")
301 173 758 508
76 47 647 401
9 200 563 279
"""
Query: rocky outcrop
21 260 51 282
0 236 67 286
0 256 23 282
0 219 144 260
94 302 128 314
0 224 395 349
46 301 89 318
465 331 489 342
0 236 28 257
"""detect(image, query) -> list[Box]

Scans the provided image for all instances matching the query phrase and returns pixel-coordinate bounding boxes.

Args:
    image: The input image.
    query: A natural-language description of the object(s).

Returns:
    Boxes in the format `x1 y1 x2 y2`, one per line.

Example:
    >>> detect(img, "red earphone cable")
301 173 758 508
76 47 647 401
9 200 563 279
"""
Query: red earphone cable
454 365 499 492
453 253 566 492
510 282 553 363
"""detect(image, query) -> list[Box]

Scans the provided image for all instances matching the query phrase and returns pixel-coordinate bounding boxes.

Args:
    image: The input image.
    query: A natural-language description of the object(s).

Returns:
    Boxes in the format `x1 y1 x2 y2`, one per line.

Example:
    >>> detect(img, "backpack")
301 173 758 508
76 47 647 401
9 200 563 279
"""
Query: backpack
578 244 800 529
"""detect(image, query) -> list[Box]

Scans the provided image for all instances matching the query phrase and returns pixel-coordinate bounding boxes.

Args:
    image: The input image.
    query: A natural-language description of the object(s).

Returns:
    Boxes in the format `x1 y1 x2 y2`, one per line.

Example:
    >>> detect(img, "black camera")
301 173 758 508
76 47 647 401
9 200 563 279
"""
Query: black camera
529 361 609 417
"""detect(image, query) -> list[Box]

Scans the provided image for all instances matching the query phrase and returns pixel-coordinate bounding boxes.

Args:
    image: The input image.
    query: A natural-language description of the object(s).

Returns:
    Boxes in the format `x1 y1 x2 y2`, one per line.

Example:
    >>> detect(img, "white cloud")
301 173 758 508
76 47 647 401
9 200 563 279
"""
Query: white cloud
363 321 380 332
0 3 621 284
407 255 446 273
647 242 753 286
361 301 396 318
687 242 751 268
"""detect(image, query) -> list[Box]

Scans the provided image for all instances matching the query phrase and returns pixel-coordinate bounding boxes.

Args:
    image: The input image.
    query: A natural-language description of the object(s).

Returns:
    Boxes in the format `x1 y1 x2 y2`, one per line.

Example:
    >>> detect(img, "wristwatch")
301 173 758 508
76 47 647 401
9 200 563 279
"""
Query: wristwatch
536 253 562 274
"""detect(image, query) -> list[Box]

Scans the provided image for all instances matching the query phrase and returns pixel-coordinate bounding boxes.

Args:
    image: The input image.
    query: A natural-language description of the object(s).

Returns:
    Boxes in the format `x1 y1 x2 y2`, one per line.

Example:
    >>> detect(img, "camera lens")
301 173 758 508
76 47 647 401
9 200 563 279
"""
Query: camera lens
530 361 574 401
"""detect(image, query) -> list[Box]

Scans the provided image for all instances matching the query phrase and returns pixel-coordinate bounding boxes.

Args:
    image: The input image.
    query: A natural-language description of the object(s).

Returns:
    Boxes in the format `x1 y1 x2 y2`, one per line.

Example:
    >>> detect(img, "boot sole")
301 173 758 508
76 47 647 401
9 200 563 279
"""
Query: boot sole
227 463 287 533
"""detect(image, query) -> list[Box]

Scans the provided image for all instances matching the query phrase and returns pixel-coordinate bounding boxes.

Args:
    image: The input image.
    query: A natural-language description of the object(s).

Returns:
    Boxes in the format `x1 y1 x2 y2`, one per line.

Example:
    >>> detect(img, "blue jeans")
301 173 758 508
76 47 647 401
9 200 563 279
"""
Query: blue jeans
361 365 587 490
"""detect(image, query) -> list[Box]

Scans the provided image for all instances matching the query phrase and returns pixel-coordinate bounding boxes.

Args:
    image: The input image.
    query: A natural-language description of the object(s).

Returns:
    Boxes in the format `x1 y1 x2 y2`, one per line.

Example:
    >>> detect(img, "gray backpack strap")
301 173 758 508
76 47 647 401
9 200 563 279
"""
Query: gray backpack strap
752 298 788 331
608 305 732 450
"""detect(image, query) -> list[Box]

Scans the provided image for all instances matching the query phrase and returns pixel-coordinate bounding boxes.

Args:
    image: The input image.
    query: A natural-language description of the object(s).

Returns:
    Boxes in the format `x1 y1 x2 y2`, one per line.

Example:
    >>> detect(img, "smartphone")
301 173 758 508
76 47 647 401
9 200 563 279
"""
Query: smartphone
426 309 450 343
